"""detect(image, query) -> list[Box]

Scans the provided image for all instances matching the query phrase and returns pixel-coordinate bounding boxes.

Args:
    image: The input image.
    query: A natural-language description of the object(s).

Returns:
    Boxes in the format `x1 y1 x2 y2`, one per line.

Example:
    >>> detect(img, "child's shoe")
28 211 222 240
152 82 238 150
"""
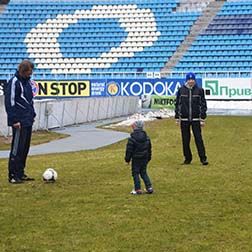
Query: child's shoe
146 187 154 194
130 189 143 195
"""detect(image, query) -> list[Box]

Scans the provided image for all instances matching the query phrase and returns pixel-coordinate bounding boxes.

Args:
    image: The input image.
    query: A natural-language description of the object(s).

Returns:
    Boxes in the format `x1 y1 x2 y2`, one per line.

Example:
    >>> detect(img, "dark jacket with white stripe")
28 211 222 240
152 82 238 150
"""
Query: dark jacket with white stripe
175 84 207 121
4 71 36 127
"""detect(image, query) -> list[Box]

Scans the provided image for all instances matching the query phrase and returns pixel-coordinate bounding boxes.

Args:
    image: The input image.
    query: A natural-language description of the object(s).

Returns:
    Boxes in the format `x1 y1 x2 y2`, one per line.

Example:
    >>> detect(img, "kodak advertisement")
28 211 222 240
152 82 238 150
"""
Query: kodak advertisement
32 78 192 99
31 78 203 99
102 78 196 97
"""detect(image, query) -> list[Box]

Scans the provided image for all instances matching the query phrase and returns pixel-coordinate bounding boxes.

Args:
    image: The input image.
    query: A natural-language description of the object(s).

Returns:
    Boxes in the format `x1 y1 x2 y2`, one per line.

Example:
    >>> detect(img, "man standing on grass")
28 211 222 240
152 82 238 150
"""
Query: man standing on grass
4 59 36 183
175 72 208 166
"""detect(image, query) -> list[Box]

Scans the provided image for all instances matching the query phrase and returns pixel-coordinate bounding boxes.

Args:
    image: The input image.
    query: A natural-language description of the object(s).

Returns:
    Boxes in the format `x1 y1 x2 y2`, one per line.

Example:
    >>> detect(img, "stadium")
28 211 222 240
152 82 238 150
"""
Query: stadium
0 0 252 251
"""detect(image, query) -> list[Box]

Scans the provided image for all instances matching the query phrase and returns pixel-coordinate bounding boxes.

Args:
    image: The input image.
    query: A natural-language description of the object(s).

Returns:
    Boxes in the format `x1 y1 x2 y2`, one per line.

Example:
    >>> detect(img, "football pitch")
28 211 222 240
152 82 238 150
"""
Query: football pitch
0 115 251 252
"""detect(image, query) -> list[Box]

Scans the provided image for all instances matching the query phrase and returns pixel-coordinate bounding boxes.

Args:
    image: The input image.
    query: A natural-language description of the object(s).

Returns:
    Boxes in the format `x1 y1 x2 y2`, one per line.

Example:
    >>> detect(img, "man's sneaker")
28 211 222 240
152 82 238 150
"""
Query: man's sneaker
182 160 191 165
130 189 143 195
21 174 35 181
9 178 23 184
201 160 209 166
146 187 154 194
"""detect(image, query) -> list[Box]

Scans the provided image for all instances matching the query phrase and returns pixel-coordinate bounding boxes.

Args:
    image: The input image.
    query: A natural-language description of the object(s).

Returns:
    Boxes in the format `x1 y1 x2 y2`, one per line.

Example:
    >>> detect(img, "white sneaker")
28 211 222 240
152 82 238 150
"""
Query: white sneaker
130 189 142 195
130 189 136 194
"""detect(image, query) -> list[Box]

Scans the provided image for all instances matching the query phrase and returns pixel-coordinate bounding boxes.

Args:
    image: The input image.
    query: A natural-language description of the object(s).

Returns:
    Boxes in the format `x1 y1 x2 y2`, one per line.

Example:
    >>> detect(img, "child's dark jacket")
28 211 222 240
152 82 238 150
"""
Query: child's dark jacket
125 129 152 162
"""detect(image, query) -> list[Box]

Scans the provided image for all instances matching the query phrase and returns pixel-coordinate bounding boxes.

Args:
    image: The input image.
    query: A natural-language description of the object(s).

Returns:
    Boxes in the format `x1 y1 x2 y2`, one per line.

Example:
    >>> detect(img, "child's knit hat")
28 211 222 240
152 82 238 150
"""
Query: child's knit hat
133 120 144 129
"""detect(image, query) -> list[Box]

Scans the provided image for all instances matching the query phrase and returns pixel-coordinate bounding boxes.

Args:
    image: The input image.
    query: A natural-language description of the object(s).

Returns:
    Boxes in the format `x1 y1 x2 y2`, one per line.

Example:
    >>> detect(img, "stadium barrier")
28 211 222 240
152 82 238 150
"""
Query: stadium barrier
1 76 251 136
0 95 138 137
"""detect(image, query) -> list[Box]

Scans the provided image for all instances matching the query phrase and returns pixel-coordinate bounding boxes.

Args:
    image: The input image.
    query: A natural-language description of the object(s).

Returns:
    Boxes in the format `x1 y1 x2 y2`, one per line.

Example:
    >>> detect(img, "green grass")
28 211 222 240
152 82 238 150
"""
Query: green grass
0 116 252 252
0 130 69 150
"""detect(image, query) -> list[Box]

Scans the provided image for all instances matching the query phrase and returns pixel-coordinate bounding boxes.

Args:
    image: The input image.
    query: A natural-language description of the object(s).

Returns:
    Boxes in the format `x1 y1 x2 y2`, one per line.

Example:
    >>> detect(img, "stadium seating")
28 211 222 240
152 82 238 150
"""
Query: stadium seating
0 0 200 79
173 0 252 77
0 0 251 79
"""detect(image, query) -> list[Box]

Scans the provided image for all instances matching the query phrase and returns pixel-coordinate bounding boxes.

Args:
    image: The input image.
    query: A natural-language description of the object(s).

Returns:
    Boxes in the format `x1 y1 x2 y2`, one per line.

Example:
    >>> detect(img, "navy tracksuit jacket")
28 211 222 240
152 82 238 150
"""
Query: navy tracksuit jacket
4 71 36 180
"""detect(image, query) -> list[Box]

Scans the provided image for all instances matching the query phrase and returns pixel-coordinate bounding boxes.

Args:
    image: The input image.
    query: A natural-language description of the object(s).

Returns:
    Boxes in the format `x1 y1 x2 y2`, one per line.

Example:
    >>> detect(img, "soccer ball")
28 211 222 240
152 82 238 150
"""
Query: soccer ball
42 168 58 182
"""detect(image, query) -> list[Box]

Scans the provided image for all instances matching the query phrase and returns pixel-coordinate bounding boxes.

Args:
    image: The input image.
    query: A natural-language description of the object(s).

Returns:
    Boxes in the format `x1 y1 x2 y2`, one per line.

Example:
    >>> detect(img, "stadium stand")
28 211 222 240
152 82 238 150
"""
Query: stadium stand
0 0 251 79
172 0 252 77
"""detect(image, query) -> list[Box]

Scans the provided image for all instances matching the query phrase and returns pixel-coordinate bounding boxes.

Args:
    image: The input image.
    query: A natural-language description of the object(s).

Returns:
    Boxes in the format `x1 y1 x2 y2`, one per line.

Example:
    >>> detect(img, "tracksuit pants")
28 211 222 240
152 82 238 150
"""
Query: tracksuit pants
8 126 32 180
180 121 207 162
131 159 152 191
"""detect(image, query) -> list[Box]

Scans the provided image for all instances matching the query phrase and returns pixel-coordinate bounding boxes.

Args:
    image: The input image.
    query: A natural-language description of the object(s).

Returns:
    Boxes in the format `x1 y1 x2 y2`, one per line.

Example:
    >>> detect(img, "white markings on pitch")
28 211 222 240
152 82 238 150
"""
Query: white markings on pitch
25 5 160 74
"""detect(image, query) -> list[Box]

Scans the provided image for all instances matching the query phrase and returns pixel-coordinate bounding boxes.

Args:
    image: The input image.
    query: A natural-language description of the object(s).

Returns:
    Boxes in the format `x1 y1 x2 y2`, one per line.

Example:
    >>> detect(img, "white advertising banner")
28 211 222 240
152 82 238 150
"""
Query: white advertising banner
0 80 5 96
203 78 252 100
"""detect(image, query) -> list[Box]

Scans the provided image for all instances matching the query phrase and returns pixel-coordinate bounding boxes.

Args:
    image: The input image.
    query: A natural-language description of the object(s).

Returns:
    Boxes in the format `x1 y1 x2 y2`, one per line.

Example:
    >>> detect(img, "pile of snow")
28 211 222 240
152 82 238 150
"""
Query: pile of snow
105 109 175 128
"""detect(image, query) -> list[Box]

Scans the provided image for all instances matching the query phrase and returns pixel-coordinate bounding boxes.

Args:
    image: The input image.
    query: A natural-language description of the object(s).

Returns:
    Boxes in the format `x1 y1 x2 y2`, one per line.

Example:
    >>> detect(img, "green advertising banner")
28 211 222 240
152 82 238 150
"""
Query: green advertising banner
150 95 176 109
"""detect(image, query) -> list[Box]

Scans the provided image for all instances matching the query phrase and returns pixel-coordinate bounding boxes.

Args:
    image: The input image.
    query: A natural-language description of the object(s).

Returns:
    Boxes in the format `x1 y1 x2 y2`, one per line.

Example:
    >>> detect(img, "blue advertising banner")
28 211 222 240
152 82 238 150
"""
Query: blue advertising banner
90 80 107 97
34 78 202 98
90 78 202 97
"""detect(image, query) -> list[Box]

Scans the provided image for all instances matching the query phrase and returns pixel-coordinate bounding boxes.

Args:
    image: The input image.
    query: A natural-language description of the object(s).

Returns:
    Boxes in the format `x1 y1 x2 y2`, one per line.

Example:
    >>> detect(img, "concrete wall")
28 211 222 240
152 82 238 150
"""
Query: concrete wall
0 96 139 136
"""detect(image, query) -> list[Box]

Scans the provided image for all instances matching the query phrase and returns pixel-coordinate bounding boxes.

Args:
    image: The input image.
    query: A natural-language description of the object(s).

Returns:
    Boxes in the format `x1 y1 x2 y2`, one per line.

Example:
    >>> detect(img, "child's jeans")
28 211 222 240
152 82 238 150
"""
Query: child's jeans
131 159 152 190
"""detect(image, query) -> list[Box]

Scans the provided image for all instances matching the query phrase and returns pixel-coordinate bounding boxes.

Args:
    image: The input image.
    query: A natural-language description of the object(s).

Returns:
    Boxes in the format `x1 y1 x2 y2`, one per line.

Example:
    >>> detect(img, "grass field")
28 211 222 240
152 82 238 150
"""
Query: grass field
0 116 251 252
0 130 69 151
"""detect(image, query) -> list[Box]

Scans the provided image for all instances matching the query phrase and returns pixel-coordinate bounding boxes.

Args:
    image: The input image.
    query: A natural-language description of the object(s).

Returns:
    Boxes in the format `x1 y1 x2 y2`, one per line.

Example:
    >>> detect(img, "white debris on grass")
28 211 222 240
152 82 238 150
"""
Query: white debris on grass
105 109 175 128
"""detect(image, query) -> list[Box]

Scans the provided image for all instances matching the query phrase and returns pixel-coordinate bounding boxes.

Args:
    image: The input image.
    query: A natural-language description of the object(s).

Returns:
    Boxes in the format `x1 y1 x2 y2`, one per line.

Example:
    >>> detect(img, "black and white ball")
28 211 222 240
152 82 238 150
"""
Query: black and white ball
43 168 58 182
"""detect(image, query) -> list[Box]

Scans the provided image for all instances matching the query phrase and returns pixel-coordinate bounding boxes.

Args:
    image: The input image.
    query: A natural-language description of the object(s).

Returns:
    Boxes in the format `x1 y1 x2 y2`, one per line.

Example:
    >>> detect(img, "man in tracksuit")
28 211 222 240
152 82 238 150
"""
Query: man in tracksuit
175 72 208 166
4 60 36 183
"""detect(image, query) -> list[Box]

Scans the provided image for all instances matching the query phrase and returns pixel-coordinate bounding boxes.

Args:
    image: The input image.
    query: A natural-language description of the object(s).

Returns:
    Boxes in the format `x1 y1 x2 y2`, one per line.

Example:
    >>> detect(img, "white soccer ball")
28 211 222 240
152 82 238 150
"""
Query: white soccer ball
43 168 58 182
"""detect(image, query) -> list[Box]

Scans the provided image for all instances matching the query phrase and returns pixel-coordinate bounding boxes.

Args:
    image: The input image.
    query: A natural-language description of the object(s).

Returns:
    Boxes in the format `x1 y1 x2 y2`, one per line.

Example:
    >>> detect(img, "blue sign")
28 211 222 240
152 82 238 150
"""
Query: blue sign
90 80 106 97
90 78 202 97
34 78 202 98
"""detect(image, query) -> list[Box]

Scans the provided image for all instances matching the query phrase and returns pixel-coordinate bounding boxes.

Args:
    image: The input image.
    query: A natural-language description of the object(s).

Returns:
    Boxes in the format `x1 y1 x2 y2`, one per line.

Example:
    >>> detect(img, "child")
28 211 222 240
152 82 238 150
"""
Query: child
125 120 153 195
